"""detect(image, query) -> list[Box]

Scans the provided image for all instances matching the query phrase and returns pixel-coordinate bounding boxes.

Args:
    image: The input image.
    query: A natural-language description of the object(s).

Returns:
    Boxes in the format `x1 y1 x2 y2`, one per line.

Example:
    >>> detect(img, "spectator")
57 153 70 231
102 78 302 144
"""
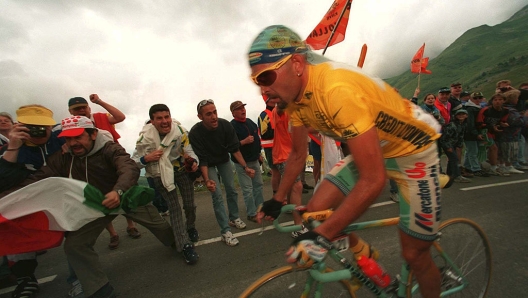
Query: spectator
0 105 63 298
439 109 471 182
0 112 14 146
9 115 176 298
420 93 445 126
229 100 264 223
132 104 200 264
518 82 528 166
477 93 511 176
271 102 306 238
500 90 527 173
189 99 255 246
449 82 464 116
460 91 471 105
435 87 452 125
258 95 281 193
67 94 140 249
463 92 490 177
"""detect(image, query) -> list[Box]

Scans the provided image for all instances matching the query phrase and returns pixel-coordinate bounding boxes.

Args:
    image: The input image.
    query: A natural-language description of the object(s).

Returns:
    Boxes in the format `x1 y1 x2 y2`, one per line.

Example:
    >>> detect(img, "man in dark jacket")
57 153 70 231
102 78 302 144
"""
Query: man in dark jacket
189 100 255 247
463 93 489 177
230 101 264 223
11 116 175 298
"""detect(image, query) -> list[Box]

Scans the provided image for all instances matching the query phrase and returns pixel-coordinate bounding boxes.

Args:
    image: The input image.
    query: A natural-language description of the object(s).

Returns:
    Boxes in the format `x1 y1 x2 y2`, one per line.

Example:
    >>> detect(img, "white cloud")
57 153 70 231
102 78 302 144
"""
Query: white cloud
0 0 525 153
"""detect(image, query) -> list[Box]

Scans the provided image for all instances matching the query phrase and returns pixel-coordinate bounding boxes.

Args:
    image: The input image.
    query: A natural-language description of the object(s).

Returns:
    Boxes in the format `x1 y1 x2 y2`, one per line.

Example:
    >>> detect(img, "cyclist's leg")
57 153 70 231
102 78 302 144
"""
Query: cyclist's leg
307 156 375 258
399 231 440 298
387 144 441 298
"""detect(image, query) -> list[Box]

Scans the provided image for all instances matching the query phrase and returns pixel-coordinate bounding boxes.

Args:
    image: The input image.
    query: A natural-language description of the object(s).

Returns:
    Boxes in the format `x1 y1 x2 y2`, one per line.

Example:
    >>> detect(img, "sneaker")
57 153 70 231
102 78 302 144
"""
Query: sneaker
221 231 239 246
496 167 511 176
302 183 314 190
454 176 471 183
182 243 199 265
389 192 399 203
68 279 84 298
506 166 524 174
228 218 246 229
108 235 119 250
246 215 258 223
12 276 39 298
514 164 528 170
473 170 490 177
126 227 141 239
461 168 474 178
291 225 309 238
187 228 200 243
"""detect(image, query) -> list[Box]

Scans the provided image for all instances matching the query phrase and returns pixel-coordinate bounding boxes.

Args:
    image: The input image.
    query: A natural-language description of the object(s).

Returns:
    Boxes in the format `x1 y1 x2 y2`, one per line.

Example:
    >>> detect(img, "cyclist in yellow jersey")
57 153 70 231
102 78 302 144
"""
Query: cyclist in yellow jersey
249 25 443 298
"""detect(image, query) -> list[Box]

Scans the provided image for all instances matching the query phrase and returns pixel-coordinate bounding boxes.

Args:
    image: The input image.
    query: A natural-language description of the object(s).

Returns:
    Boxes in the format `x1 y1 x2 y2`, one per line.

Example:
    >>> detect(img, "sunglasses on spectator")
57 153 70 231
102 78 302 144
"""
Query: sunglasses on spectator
251 55 293 86
197 99 214 113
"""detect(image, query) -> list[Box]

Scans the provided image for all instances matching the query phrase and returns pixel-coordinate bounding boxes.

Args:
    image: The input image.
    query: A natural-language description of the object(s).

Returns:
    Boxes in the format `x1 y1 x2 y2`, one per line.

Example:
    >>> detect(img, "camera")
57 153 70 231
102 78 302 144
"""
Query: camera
26 125 47 138
499 87 510 92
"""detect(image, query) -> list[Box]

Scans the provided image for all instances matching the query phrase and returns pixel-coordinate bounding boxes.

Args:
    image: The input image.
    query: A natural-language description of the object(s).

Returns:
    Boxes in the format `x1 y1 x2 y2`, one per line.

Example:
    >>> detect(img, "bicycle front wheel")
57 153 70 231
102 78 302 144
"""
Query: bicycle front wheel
407 218 492 297
240 265 356 298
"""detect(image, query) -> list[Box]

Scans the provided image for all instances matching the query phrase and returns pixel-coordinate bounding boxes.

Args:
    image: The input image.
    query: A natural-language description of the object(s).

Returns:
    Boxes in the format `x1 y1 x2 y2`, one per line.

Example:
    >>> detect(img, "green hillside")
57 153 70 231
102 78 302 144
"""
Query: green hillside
385 5 528 103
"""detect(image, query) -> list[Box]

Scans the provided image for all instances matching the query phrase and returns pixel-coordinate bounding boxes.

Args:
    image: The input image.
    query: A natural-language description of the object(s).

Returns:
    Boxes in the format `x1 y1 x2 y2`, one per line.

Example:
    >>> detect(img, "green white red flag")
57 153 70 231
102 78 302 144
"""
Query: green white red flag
0 177 153 255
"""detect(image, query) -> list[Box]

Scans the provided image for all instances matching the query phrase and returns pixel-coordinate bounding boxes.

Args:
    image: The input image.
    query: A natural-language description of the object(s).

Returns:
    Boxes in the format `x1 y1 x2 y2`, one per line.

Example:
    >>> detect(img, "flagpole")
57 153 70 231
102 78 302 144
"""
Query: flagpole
322 0 352 56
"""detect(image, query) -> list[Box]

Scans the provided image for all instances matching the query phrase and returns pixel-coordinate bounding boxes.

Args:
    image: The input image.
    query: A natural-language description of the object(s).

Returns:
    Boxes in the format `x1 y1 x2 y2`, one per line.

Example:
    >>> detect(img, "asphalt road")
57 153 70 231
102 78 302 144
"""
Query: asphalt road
1 168 527 298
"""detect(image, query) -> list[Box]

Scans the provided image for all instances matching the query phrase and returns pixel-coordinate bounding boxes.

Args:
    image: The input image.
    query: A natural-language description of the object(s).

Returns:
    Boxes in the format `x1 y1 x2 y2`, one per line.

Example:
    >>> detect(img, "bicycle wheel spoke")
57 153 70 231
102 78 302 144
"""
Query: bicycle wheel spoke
406 218 492 298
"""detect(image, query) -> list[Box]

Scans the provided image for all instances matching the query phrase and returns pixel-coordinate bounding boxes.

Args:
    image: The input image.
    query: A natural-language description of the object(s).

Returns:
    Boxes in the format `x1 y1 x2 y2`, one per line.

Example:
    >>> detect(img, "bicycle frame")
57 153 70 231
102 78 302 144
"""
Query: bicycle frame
274 204 470 297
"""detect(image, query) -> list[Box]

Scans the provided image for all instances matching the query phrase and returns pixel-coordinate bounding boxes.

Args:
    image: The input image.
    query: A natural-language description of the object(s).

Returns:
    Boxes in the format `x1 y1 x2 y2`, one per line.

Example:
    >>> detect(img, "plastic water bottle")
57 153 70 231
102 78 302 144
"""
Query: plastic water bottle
356 256 391 288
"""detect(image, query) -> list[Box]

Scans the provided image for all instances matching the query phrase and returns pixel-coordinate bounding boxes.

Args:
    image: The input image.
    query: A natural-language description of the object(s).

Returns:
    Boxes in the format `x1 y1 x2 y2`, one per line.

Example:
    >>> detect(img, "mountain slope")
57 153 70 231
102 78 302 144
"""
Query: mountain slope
385 5 528 102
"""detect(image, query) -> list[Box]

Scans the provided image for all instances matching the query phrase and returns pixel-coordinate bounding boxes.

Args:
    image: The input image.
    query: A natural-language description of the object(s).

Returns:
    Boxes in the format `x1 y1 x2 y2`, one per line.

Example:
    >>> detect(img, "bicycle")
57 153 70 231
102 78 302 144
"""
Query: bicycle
240 204 492 297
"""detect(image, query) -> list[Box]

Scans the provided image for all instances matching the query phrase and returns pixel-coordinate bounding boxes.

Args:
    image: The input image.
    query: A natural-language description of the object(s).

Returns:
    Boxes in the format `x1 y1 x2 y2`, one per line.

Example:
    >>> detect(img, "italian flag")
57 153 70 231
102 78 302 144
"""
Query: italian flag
0 177 153 255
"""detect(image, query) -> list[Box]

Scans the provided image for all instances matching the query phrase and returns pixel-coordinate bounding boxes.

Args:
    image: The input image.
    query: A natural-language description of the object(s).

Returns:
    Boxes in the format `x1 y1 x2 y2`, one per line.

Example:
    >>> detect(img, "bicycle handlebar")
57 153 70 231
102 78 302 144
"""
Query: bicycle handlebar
272 205 304 233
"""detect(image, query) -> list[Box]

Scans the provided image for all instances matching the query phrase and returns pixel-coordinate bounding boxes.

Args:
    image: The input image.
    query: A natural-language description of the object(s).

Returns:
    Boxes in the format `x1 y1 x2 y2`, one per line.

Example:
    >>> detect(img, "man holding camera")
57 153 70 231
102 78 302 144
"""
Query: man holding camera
0 105 63 298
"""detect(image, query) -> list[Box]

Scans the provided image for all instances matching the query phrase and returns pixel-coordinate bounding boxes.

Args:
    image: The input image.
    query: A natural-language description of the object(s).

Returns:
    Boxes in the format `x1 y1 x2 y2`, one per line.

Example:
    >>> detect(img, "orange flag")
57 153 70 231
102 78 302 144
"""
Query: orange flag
411 43 432 74
306 0 352 50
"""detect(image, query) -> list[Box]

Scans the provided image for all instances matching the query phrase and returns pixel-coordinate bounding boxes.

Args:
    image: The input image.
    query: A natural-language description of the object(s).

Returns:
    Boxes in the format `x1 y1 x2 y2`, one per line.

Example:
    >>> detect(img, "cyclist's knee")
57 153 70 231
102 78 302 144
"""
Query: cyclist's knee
402 245 432 272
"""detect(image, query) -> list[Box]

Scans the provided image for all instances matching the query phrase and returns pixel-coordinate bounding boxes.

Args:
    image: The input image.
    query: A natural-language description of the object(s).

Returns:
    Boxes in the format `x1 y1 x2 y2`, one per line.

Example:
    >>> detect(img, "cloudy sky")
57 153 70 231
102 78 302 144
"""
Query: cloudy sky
1 0 526 153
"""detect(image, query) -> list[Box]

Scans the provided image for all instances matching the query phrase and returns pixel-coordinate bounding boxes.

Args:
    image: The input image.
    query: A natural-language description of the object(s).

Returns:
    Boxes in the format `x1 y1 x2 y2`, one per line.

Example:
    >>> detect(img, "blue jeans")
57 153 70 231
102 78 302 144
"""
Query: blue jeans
463 140 481 172
208 161 239 234
234 160 264 217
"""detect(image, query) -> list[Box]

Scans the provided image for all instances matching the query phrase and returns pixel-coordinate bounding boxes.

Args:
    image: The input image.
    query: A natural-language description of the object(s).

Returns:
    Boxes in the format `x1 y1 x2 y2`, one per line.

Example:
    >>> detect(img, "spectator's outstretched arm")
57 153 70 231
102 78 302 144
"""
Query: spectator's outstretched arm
90 94 126 124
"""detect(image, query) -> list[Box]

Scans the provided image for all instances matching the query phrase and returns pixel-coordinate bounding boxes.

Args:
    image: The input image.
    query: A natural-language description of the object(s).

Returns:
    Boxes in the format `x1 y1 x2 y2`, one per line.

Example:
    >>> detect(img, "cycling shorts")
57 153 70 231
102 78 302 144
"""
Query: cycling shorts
325 143 441 241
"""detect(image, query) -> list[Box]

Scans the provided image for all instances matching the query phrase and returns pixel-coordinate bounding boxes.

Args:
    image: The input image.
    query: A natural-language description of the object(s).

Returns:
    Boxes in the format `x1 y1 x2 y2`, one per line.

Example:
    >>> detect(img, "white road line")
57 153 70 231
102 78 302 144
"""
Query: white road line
460 179 528 191
0 275 57 295
194 201 396 246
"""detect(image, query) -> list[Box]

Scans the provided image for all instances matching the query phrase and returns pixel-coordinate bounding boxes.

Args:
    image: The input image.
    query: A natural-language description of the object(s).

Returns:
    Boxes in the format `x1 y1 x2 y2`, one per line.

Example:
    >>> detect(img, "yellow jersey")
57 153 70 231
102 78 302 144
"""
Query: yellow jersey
287 62 440 158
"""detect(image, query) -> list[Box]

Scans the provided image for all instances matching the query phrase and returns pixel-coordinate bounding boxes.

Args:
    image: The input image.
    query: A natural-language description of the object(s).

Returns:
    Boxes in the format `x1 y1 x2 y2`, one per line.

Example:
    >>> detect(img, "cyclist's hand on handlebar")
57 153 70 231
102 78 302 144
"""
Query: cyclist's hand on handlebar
259 198 283 220
286 231 333 267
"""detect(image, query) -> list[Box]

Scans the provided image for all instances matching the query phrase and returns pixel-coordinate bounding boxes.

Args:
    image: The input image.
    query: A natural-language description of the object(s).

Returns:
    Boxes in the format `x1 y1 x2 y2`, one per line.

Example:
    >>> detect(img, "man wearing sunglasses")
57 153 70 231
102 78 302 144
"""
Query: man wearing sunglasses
189 100 255 246
249 25 443 298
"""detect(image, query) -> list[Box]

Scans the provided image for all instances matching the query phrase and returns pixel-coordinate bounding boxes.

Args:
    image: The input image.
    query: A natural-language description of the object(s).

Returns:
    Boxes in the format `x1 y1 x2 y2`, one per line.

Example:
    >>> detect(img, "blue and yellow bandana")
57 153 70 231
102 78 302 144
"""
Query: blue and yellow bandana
248 25 308 66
